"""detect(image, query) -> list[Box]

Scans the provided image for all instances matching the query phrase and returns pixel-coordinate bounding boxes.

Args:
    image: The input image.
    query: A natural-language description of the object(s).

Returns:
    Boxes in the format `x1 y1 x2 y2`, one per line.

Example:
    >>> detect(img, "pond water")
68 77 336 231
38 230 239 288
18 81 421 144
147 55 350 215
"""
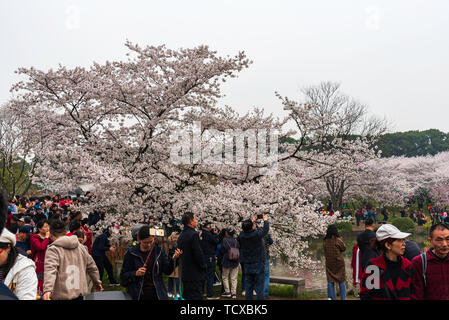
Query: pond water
270 227 428 295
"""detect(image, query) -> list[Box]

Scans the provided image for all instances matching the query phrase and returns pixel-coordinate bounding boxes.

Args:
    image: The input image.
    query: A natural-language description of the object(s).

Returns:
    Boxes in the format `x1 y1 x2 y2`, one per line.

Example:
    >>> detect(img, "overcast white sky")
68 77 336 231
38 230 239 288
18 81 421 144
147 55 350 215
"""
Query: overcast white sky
1 0 448 133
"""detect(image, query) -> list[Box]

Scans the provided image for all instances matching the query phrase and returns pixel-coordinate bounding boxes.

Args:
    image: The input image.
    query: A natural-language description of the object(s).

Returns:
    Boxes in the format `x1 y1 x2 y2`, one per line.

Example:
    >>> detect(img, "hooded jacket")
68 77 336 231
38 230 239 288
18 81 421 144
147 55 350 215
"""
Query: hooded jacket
43 235 101 300
411 248 449 299
4 254 37 300
360 253 414 300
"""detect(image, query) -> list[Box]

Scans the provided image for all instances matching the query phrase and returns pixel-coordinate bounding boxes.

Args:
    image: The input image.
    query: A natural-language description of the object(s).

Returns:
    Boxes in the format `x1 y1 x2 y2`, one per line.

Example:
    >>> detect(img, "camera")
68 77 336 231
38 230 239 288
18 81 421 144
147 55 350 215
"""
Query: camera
257 214 263 219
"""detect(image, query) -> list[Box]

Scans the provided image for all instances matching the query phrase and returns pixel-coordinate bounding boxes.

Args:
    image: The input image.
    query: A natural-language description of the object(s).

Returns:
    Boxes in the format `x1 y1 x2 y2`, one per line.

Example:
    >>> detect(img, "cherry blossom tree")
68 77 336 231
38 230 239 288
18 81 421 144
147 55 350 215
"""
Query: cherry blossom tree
8 41 251 216
361 152 449 209
6 42 383 271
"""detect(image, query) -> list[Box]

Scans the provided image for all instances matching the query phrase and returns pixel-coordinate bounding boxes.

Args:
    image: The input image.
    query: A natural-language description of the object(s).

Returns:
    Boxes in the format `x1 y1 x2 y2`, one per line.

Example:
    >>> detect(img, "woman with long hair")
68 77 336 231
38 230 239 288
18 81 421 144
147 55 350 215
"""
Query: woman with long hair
30 219 50 296
323 224 347 300
360 224 414 300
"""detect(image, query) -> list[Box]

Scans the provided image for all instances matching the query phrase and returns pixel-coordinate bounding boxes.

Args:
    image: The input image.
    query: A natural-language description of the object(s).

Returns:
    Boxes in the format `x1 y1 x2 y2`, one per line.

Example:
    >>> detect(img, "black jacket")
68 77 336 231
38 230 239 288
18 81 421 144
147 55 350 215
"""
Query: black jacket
199 229 219 257
238 220 269 264
88 211 104 226
357 229 380 269
92 231 111 257
177 226 206 281
32 212 47 225
120 243 174 300
403 240 421 262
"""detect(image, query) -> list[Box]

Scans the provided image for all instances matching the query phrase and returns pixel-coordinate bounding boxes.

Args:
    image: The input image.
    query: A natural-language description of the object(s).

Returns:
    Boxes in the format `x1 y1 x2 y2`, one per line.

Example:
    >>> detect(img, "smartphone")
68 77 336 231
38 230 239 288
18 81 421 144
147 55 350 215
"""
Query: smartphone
149 228 165 237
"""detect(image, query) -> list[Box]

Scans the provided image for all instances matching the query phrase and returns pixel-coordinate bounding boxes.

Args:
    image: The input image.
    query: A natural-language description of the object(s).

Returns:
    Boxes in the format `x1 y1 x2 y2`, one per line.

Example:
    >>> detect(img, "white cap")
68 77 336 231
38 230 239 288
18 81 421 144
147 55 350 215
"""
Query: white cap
0 228 17 246
376 224 411 241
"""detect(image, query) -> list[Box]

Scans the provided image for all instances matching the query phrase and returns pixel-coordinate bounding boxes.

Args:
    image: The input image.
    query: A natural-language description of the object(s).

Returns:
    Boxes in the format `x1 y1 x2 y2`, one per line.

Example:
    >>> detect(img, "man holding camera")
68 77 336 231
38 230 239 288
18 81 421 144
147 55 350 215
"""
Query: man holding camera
120 225 182 300
199 222 220 300
238 213 269 300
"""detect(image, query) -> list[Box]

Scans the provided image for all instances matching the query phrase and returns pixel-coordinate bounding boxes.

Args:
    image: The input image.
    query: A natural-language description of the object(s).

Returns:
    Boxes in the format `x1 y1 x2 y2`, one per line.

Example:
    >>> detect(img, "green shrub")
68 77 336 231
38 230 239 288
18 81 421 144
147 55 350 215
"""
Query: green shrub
335 221 352 233
391 217 416 233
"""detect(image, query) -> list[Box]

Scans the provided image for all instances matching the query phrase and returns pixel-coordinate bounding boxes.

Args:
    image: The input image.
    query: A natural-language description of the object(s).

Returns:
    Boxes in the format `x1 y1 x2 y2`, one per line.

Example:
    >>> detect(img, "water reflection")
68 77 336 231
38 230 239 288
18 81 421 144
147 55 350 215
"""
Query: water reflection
271 229 428 295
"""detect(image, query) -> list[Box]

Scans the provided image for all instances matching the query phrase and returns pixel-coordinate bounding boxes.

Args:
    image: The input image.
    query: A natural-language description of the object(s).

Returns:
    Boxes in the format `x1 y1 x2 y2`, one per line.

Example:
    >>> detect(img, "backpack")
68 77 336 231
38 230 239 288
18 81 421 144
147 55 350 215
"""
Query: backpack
225 239 239 262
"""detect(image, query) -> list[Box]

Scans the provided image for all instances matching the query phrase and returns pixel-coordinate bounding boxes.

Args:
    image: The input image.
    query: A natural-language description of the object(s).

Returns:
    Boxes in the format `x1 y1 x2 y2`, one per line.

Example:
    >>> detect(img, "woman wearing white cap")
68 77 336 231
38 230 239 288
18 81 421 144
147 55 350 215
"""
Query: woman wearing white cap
359 224 415 300
0 228 38 300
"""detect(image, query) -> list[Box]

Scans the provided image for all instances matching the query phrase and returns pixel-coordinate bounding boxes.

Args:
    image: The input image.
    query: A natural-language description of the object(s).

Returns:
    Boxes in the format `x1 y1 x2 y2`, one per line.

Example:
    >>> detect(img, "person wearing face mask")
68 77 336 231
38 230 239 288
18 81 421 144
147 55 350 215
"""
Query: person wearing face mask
360 224 414 300
412 223 449 299
120 225 181 300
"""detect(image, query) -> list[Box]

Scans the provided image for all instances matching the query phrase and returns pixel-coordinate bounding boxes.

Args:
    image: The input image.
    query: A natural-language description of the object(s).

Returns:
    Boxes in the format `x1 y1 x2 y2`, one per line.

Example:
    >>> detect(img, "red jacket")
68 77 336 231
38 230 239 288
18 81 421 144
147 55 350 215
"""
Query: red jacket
82 224 93 255
30 234 50 269
360 253 414 300
351 244 362 285
5 213 12 230
411 248 449 299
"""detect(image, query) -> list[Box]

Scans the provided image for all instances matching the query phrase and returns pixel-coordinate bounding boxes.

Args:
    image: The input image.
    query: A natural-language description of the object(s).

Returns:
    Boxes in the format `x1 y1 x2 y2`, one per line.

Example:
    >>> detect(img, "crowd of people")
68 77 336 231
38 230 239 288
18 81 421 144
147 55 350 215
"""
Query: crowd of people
123 212 274 301
323 216 449 300
0 191 122 300
399 206 449 226
0 190 275 301
3 188 449 301
340 202 449 228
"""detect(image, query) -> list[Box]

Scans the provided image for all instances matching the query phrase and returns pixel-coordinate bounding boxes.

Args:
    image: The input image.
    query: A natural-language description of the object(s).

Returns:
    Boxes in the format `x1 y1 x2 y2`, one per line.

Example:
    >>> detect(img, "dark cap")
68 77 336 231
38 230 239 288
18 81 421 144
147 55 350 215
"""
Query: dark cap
19 225 33 234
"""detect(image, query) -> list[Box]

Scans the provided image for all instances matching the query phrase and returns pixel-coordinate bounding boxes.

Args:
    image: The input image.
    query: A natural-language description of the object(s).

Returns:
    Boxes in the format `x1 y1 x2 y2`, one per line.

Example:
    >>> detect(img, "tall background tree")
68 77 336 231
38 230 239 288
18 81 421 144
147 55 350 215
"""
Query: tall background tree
278 81 389 211
0 103 47 199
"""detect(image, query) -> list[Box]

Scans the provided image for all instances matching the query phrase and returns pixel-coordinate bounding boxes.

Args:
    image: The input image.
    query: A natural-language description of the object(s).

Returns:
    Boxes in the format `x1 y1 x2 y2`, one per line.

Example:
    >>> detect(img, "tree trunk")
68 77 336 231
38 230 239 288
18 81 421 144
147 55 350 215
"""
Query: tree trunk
326 177 345 214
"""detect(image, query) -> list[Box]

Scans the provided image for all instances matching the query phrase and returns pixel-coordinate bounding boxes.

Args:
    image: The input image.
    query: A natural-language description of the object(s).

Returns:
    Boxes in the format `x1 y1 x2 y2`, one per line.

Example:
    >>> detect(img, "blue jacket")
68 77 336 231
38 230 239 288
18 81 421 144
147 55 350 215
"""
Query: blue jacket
238 220 269 264
120 243 174 300
92 231 111 257
263 233 274 259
